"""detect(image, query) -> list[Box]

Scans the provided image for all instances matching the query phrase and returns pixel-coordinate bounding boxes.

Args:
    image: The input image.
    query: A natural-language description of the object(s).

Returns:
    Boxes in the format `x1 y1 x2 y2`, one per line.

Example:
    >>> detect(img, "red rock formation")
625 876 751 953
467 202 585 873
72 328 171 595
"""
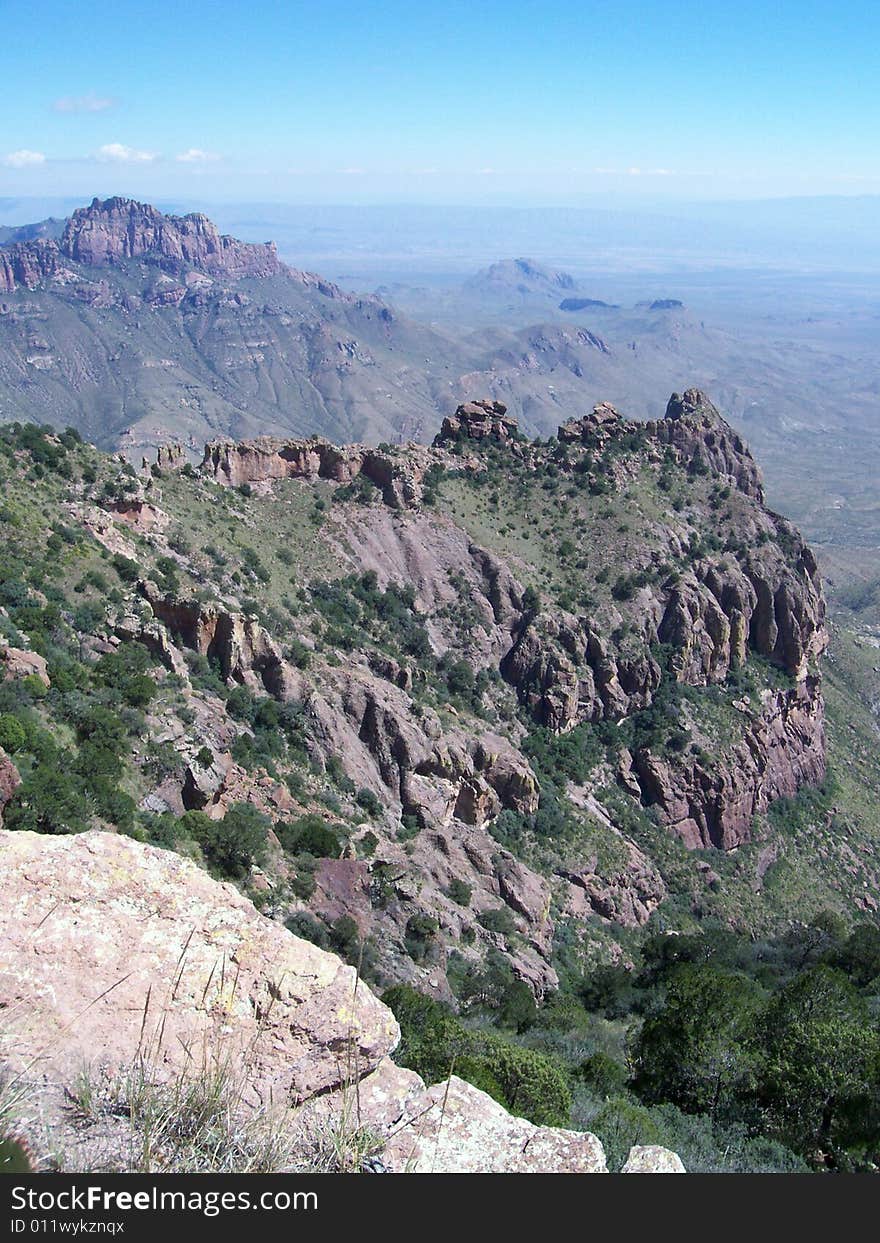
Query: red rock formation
561 841 667 927
0 239 64 293
433 399 520 446
200 435 427 508
557 401 623 443
628 675 825 849
59 197 281 280
138 581 297 698
645 388 765 502
0 748 21 826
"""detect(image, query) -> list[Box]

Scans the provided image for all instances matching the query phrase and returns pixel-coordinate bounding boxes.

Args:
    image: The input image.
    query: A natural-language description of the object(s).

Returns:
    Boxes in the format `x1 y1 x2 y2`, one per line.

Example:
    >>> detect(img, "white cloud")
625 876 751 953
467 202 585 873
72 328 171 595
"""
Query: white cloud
95 143 157 164
175 148 219 164
339 167 366 175
3 149 46 168
593 165 675 178
54 93 116 114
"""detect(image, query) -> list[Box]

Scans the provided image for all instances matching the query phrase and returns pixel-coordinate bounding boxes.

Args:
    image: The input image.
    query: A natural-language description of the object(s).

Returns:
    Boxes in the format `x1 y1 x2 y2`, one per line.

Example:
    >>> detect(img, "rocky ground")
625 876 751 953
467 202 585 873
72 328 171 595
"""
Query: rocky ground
0 828 681 1173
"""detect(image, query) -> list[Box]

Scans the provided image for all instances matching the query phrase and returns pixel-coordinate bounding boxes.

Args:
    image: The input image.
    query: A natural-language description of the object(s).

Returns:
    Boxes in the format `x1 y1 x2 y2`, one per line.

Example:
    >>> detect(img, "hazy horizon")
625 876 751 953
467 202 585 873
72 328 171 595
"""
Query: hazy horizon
6 192 880 278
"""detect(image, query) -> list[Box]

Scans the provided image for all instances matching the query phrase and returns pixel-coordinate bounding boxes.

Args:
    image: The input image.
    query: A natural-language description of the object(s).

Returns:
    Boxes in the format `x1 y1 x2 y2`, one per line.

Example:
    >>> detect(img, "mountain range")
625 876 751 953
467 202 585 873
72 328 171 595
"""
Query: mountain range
0 197 651 454
3 197 880 573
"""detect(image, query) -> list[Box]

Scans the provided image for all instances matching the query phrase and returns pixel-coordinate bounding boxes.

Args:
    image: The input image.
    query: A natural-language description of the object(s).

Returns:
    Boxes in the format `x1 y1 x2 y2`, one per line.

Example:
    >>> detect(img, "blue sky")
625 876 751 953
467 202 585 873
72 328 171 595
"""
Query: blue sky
2 0 879 205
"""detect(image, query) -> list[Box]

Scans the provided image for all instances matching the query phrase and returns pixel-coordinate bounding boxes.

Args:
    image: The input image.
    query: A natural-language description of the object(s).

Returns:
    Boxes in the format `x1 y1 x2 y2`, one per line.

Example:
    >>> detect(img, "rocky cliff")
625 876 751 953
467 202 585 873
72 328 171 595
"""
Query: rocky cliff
200 435 430 508
0 397 834 1015
0 238 65 293
60 197 283 279
134 394 829 868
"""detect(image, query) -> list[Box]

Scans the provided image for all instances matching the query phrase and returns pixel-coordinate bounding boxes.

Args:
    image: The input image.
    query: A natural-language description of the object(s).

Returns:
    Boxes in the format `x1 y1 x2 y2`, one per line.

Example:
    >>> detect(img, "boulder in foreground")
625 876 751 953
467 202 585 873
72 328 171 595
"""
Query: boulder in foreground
0 829 683 1173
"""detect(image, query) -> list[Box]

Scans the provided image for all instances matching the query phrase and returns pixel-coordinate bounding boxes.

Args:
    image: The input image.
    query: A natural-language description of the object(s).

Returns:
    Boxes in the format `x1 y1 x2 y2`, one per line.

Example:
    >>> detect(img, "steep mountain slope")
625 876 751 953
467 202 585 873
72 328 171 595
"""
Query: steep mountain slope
3 393 879 1169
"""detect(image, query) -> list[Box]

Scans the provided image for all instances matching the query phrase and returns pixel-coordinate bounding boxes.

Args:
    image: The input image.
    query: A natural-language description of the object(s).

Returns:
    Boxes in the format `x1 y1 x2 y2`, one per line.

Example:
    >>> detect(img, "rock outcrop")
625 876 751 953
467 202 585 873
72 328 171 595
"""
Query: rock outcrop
60 197 283 281
561 841 667 928
200 436 426 509
434 399 520 446
0 829 681 1174
378 1073 608 1173
309 1057 684 1173
0 239 65 294
557 401 624 443
629 675 825 849
621 1145 686 1173
0 749 21 825
1 645 51 688
646 388 765 502
138 580 297 697
109 377 827 879
0 829 397 1105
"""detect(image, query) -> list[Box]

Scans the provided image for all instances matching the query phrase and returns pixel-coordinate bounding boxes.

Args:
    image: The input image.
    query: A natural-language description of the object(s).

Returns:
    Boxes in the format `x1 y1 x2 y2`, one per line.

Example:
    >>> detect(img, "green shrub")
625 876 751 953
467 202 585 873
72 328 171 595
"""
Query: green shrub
405 913 439 962
275 813 341 858
633 964 760 1116
0 713 26 753
355 787 382 818
477 906 516 937
4 762 91 835
445 878 472 907
576 1051 629 1098
290 857 317 900
182 803 269 880
591 1096 664 1171
225 685 257 724
383 984 569 1126
111 553 139 583
285 911 330 948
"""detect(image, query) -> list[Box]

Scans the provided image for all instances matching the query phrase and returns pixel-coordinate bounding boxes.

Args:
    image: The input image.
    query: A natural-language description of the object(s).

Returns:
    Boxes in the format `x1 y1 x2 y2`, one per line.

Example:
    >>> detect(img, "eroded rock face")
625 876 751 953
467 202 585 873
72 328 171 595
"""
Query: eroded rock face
659 548 825 682
0 749 21 825
143 443 188 474
502 613 664 729
433 399 520 446
0 830 398 1105
622 1145 686 1173
200 436 427 509
0 239 64 293
139 580 297 697
646 388 765 502
629 676 825 849
60 198 282 281
561 840 667 928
